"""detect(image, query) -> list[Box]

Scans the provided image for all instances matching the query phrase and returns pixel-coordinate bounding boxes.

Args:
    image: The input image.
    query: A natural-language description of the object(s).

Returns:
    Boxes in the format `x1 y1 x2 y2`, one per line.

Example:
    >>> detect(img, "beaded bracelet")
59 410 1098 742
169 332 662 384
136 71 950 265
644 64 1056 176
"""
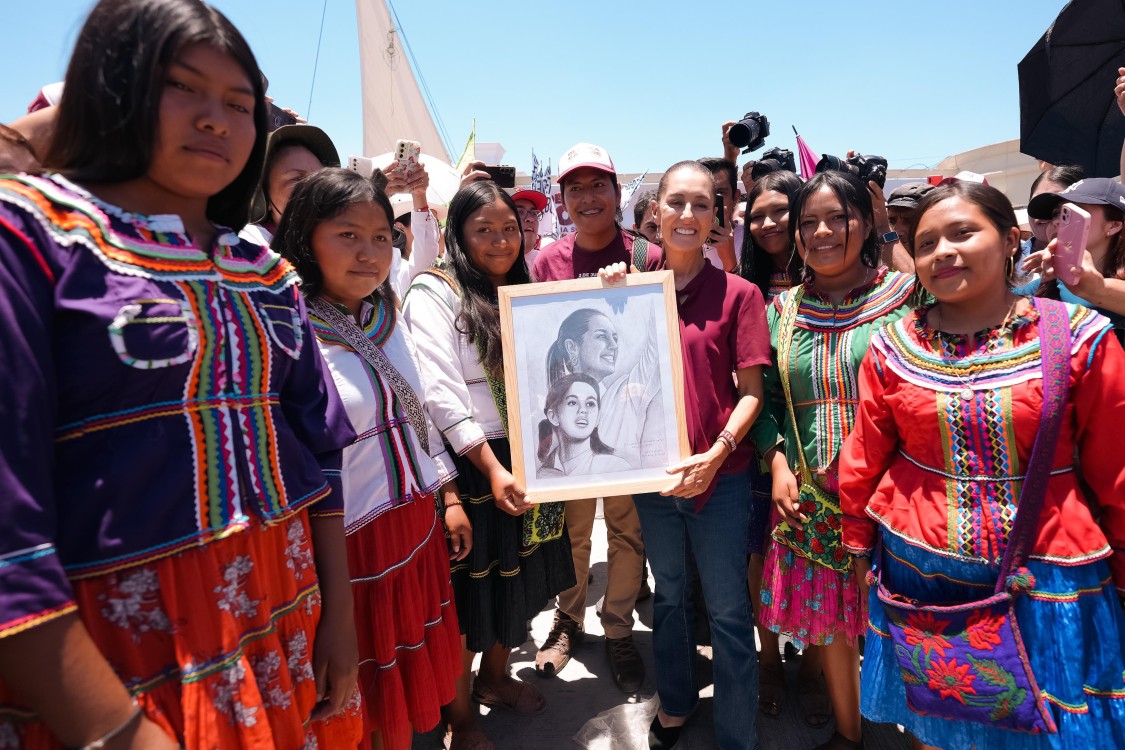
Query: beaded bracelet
443 500 463 509
80 699 142 750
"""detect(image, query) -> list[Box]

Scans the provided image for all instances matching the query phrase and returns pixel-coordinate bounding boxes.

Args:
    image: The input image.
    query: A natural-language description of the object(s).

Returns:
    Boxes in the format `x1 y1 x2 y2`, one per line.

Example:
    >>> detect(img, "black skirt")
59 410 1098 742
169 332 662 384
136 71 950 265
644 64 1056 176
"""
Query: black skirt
449 437 576 652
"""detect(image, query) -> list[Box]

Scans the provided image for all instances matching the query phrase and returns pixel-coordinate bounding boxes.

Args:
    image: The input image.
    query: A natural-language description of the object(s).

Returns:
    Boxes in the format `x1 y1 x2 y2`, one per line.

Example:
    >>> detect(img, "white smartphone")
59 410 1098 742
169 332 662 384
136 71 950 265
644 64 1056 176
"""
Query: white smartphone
394 139 421 176
347 155 375 177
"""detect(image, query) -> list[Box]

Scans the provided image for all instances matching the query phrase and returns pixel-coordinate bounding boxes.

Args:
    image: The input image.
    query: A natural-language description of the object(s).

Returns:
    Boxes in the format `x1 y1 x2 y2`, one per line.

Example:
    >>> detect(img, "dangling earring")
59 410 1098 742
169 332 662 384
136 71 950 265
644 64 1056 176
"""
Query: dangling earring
1005 254 1015 280
801 260 815 284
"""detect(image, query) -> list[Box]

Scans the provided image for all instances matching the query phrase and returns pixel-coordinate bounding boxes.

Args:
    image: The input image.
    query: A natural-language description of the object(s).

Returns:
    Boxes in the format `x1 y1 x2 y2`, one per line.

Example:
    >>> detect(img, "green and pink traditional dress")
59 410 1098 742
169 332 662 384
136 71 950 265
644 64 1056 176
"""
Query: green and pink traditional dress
750 266 914 646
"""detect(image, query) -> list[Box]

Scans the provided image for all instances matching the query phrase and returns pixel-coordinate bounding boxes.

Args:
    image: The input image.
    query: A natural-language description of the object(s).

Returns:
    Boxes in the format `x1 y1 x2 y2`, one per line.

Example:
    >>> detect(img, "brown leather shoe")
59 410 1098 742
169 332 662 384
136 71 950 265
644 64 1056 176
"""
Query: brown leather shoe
535 611 583 677
605 634 645 693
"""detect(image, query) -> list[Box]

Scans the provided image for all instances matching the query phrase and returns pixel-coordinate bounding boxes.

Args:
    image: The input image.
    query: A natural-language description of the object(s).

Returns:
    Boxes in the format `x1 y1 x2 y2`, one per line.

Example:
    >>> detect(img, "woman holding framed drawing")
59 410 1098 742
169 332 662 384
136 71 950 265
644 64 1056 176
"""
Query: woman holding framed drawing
620 161 772 750
402 181 575 750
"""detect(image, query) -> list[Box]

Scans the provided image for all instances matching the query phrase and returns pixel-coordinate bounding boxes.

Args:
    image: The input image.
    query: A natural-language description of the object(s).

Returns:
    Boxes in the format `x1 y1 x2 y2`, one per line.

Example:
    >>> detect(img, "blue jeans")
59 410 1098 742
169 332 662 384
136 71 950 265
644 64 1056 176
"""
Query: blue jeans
634 472 758 750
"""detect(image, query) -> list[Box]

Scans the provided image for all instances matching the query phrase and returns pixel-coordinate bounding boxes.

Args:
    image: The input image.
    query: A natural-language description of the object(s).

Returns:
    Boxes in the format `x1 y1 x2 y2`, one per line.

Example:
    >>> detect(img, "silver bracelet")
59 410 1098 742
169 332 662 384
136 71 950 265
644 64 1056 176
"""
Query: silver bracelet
80 698 142 750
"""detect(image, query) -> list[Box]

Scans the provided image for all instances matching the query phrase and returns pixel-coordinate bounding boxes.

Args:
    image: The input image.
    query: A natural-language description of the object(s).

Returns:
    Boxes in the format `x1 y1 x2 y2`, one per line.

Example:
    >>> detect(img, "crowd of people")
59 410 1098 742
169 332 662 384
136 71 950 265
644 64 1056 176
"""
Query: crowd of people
1 2 1125 750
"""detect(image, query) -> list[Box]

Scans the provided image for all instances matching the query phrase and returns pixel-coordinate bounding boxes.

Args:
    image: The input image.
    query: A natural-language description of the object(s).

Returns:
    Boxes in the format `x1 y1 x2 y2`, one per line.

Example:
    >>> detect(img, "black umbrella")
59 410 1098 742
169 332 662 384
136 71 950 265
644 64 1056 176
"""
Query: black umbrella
1019 0 1125 178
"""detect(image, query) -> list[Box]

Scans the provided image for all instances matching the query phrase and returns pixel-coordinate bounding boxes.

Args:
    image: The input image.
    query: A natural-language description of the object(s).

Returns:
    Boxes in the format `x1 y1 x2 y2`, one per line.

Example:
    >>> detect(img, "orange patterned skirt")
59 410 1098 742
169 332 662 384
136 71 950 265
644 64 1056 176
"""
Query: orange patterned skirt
0 512 363 749
346 495 462 750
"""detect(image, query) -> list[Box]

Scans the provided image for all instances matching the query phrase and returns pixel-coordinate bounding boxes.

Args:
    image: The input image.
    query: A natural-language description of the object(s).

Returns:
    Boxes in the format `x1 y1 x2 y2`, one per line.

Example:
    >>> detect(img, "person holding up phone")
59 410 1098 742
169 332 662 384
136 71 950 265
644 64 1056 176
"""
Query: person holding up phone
1023 178 1125 343
699 157 741 272
380 142 439 297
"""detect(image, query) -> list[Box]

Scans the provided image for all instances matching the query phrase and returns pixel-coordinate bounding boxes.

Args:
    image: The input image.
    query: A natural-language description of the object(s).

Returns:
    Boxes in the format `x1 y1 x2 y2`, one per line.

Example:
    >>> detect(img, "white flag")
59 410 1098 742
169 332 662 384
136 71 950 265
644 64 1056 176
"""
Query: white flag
619 171 649 209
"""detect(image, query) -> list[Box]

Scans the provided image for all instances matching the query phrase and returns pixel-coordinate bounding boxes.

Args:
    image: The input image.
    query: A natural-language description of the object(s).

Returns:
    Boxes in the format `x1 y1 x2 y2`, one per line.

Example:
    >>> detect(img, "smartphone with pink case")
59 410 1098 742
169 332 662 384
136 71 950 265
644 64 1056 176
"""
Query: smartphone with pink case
1054 202 1090 287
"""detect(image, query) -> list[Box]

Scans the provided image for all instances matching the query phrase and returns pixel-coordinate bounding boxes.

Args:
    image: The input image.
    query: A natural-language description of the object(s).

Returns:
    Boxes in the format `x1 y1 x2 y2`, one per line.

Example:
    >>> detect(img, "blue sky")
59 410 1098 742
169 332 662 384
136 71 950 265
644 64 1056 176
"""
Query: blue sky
2 1 1065 175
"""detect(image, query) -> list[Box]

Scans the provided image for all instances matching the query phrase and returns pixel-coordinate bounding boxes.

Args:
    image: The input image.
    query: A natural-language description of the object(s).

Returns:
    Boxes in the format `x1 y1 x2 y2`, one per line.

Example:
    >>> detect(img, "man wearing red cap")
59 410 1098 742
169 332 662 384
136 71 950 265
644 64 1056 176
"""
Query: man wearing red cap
531 143 660 694
511 188 549 273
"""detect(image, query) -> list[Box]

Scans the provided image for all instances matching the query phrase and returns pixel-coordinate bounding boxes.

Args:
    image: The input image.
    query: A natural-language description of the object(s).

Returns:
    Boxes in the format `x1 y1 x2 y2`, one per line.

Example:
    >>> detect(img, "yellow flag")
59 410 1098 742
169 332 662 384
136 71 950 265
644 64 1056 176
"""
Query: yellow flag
453 119 476 173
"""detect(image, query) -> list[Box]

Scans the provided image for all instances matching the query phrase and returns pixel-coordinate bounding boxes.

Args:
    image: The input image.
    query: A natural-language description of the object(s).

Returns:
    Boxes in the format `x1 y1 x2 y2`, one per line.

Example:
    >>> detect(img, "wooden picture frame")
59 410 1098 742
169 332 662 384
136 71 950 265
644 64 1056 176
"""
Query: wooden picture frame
498 271 690 503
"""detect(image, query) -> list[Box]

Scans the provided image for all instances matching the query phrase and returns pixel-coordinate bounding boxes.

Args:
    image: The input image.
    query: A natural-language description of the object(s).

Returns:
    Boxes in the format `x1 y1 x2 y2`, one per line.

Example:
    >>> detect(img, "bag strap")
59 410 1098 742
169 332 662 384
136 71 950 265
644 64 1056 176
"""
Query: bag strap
631 236 649 272
307 296 431 454
776 286 816 488
417 270 510 436
994 298 1072 590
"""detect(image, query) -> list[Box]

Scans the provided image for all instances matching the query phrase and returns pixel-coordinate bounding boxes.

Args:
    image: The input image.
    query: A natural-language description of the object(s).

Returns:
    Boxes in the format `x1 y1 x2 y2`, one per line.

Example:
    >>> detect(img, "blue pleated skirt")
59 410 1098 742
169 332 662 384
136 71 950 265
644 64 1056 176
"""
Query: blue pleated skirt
862 530 1125 750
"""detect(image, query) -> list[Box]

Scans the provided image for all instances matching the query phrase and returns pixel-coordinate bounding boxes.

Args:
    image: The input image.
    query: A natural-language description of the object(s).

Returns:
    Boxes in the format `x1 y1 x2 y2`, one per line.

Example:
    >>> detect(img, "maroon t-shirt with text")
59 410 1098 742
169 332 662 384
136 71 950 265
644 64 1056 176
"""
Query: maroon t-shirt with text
677 262 771 506
533 229 663 282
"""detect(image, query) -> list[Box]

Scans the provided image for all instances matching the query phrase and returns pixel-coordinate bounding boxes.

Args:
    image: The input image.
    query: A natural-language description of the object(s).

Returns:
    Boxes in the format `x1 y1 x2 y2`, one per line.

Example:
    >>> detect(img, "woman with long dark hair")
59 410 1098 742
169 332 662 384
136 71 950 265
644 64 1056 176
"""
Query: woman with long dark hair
402 181 574 750
535 373 631 478
750 171 916 750
737 169 829 724
0 1 362 747
738 169 804 303
273 168 468 750
841 181 1125 750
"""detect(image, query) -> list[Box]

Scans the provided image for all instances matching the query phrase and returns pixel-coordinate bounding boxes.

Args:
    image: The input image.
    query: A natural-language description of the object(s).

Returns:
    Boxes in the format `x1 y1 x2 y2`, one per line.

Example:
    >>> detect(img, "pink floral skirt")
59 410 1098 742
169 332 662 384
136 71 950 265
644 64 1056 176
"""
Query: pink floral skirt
759 538 867 649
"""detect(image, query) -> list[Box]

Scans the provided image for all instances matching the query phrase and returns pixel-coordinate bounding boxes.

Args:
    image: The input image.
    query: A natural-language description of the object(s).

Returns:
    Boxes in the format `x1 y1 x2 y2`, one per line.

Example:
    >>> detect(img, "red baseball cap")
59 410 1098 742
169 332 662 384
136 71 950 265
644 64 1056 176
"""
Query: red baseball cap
510 189 548 212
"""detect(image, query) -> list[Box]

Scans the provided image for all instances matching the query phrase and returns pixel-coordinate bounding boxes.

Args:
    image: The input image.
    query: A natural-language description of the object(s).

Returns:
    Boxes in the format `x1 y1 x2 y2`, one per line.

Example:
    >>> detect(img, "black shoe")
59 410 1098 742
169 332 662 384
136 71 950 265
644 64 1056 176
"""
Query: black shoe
605 635 645 693
647 713 682 750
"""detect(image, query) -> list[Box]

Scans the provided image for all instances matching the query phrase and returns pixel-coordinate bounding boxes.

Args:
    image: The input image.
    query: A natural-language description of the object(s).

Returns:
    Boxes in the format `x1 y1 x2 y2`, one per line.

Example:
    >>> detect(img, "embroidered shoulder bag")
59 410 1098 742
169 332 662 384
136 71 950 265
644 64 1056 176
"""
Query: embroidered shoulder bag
873 297 1069 734
772 284 852 572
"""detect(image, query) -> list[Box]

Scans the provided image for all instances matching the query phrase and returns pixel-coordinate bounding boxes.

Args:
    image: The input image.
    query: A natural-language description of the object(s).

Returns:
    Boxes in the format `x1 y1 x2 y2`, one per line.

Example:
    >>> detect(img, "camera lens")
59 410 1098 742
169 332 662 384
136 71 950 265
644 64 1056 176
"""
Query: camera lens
729 120 758 150
815 155 859 179
751 159 781 180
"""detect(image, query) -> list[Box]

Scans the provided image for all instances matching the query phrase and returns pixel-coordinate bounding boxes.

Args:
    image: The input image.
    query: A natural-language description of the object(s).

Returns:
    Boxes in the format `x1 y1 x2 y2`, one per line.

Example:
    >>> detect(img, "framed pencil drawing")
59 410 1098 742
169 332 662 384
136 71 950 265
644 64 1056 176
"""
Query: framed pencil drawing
498 271 690 503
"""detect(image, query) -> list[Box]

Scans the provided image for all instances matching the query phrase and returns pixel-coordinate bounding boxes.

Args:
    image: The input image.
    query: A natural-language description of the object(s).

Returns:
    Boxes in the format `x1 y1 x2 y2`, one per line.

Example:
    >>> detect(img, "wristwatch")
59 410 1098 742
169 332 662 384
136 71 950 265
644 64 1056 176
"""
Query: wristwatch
880 230 900 245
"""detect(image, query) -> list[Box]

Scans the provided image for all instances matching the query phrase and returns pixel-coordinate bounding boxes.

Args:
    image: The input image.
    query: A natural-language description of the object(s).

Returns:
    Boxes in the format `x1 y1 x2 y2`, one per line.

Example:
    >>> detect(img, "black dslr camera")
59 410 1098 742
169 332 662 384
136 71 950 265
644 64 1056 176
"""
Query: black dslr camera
815 153 889 189
750 147 797 179
728 112 770 153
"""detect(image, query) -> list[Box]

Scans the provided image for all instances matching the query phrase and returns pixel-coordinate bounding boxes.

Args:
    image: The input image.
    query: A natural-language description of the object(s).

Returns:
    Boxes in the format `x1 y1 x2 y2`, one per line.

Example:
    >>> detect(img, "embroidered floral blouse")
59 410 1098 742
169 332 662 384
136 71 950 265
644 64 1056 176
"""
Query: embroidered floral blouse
839 300 1125 593
311 297 455 534
0 174 353 638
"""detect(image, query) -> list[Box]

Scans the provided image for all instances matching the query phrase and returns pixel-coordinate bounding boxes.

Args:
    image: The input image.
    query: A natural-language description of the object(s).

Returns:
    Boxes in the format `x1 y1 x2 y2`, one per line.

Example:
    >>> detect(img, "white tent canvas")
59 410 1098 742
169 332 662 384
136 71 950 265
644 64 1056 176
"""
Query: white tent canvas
355 0 449 163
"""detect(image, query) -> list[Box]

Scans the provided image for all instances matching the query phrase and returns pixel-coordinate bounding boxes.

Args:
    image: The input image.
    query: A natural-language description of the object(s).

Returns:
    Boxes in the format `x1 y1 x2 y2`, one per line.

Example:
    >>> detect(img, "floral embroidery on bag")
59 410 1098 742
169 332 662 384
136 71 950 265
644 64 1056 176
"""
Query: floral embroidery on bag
214 556 259 619
212 661 260 727
965 610 1004 650
888 604 1041 726
925 657 977 704
902 611 952 657
98 568 172 641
